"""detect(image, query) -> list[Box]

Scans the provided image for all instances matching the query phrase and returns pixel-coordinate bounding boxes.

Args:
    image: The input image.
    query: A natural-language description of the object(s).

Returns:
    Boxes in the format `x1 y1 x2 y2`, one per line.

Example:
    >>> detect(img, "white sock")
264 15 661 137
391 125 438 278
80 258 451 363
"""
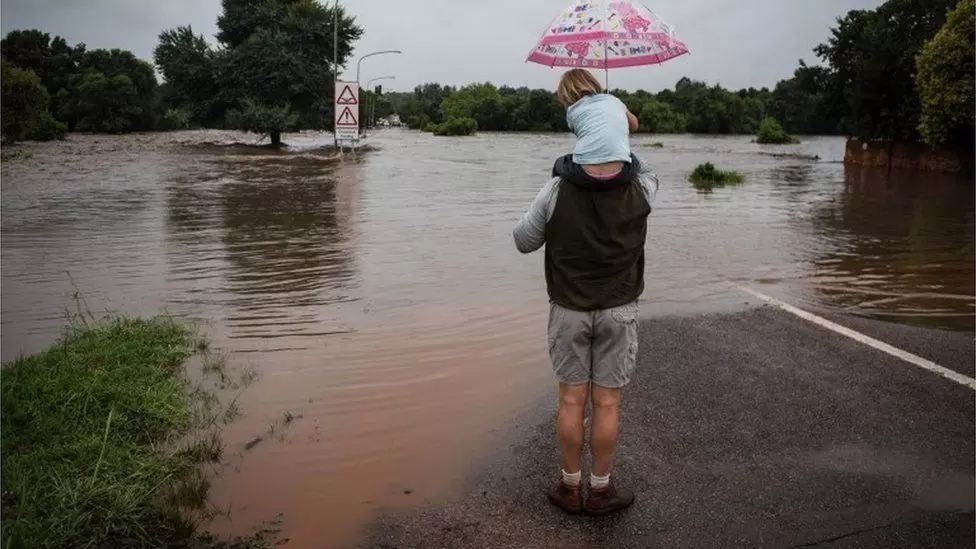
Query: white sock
590 472 610 490
561 469 581 487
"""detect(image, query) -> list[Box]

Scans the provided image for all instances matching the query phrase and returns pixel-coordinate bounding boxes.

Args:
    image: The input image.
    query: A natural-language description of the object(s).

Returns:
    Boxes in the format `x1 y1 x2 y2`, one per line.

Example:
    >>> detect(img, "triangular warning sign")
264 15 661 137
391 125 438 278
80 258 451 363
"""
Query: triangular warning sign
336 106 358 126
336 85 358 104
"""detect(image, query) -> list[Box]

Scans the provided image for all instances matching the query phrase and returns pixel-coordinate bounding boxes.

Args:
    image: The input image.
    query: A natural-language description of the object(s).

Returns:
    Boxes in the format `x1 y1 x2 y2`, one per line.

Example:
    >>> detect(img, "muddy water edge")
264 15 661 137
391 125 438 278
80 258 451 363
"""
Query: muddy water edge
2 129 973 547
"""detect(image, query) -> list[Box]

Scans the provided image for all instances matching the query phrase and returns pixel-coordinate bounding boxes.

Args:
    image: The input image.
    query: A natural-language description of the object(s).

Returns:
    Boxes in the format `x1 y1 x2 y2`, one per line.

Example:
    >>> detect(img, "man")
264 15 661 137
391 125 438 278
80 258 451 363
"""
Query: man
513 153 657 515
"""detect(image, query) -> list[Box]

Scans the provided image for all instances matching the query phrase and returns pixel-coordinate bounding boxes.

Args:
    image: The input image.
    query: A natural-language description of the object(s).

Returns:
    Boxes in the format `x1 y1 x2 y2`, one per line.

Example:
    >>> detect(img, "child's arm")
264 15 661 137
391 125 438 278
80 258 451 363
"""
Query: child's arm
626 110 639 132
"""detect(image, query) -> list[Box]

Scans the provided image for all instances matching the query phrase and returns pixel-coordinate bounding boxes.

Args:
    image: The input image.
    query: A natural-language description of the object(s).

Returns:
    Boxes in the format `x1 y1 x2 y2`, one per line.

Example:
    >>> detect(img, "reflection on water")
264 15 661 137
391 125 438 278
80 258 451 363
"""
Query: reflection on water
1 130 973 547
808 165 975 331
166 152 359 346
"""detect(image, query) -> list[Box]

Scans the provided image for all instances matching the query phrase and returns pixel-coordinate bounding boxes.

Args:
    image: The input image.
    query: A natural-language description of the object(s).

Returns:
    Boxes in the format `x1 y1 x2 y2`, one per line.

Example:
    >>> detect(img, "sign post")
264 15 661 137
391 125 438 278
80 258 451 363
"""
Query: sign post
334 81 360 148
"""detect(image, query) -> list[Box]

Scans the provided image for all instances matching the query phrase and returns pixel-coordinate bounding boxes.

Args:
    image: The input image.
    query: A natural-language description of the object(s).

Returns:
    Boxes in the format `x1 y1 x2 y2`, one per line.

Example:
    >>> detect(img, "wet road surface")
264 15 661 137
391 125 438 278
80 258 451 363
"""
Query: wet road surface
359 303 975 549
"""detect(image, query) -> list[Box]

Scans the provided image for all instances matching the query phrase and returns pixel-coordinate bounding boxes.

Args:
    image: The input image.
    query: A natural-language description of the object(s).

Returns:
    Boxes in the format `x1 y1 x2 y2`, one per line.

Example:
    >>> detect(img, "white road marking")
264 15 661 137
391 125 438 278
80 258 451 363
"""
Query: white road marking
737 285 976 391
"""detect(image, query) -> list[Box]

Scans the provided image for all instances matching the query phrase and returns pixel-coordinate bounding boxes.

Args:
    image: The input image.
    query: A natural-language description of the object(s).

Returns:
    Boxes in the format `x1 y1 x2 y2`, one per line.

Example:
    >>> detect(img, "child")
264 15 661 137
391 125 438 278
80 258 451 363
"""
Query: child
552 69 640 181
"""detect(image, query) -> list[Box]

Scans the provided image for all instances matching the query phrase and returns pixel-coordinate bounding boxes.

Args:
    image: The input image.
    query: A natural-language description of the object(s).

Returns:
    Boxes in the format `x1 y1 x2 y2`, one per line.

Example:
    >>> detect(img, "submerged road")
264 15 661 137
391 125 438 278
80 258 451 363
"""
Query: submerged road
359 294 975 549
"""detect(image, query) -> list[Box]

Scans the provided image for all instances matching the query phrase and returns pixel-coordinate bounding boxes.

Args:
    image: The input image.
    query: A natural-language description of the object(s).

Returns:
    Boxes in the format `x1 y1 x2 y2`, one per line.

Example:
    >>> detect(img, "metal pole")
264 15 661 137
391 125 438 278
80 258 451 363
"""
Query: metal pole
355 50 402 87
333 0 339 148
363 76 395 137
602 0 609 91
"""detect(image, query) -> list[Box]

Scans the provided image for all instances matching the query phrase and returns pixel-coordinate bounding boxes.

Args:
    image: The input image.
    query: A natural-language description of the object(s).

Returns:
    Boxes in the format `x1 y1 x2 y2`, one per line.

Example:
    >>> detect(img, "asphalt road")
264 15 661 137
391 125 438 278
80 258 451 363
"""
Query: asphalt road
357 304 975 549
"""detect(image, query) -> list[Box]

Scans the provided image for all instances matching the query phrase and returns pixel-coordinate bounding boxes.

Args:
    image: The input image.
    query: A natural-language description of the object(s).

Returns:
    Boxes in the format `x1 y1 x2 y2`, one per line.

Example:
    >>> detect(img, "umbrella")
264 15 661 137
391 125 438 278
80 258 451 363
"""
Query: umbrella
526 0 689 87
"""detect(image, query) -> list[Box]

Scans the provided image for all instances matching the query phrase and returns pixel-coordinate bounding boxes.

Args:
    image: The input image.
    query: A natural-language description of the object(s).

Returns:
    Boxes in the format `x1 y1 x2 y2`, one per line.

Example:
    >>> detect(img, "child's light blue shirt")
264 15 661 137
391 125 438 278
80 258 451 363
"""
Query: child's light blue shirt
566 93 631 165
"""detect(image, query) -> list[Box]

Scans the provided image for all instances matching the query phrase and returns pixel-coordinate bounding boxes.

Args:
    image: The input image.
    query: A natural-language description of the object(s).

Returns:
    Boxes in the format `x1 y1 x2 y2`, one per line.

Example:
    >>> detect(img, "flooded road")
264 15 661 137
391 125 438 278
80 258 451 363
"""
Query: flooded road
2 129 973 546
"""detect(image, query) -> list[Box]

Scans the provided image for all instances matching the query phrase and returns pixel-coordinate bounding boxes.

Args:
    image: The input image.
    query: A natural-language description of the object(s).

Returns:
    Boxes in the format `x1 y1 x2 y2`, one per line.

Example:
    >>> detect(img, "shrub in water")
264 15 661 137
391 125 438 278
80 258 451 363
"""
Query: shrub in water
432 117 477 136
32 113 68 142
756 117 799 144
159 108 192 131
688 162 745 191
408 114 432 130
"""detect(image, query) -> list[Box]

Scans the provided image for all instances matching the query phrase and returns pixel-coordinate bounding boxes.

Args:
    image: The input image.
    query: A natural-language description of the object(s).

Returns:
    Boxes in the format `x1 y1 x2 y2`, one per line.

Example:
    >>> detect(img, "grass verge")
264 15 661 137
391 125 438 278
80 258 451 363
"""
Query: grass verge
1 314 267 549
688 162 745 191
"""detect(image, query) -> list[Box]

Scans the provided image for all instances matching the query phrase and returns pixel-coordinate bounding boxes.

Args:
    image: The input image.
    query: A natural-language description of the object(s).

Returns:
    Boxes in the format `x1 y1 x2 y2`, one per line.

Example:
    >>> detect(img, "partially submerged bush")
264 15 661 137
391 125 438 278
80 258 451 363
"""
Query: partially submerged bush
32 112 68 142
688 162 745 190
428 117 477 136
642 141 664 148
756 117 799 144
408 114 432 130
159 108 193 131
1 149 33 162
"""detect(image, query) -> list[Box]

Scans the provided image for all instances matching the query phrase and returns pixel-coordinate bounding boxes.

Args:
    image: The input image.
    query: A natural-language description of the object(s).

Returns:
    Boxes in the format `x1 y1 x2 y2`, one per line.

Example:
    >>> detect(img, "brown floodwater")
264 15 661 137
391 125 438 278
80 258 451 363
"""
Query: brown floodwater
2 129 973 547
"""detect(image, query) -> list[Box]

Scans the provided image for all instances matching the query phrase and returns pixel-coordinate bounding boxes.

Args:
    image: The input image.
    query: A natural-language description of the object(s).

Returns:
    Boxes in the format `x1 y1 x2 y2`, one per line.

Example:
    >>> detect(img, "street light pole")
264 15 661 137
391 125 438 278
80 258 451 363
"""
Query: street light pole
364 76 395 135
333 0 341 148
355 50 402 87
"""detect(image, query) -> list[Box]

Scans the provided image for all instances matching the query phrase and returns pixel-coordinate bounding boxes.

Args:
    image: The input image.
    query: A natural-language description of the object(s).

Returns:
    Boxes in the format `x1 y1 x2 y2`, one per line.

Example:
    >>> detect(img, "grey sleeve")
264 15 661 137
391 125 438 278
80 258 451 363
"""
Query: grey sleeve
636 158 660 208
513 177 560 254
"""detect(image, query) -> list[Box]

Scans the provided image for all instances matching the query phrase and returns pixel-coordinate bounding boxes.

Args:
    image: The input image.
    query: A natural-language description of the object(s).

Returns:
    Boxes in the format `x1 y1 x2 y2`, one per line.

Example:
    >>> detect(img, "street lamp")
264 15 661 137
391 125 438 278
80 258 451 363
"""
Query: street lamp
365 76 395 133
356 50 402 87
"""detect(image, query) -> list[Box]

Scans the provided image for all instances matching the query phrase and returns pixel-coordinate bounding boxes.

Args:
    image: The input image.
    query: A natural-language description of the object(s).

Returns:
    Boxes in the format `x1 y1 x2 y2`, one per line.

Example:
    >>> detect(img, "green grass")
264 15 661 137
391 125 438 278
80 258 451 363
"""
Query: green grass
642 141 664 148
688 162 745 191
1 315 268 549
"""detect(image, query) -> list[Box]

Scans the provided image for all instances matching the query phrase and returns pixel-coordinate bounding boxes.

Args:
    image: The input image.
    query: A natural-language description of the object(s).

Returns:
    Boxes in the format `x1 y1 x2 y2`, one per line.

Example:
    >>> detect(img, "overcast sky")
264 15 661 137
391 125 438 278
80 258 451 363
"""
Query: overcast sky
2 0 883 92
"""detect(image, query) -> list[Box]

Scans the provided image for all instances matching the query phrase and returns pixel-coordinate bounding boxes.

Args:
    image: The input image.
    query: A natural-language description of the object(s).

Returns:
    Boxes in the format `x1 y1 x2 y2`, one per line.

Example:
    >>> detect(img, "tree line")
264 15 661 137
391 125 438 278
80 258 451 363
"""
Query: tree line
1 0 362 145
1 0 971 148
375 0 971 147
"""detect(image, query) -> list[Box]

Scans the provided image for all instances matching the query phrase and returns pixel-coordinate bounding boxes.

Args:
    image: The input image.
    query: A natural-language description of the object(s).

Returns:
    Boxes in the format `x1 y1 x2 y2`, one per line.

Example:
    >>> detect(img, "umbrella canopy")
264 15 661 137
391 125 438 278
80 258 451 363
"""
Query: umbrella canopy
526 0 689 70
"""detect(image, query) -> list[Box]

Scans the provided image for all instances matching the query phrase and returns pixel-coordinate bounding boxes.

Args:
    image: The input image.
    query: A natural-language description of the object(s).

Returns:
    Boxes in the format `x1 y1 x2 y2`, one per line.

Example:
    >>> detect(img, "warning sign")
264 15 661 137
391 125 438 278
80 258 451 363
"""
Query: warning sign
334 81 359 147
336 106 358 126
336 84 358 105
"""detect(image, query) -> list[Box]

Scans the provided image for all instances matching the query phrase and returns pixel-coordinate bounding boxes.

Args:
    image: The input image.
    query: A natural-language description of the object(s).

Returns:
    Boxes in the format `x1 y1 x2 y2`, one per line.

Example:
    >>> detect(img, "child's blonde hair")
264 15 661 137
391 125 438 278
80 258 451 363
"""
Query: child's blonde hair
556 69 603 107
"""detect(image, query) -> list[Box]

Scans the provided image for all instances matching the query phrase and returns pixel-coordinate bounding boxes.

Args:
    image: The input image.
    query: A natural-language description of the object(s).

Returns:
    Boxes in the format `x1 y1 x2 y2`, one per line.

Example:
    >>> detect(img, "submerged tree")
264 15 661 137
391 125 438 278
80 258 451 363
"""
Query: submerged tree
1 62 49 143
214 0 363 146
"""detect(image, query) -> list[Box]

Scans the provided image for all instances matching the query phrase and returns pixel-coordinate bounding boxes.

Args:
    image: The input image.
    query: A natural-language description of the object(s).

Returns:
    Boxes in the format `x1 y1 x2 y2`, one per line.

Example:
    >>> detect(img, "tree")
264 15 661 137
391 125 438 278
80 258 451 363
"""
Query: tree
154 26 222 126
44 36 86 118
638 99 685 133
815 0 956 140
442 83 504 130
79 48 157 129
916 0 974 146
212 0 363 146
0 30 50 81
69 72 144 133
1 62 49 143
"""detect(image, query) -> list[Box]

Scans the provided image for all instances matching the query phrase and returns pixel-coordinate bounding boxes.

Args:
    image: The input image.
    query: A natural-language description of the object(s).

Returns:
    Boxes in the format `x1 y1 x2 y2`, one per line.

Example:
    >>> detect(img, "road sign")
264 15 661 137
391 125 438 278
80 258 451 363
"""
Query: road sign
336 84 358 105
336 106 357 126
334 81 360 147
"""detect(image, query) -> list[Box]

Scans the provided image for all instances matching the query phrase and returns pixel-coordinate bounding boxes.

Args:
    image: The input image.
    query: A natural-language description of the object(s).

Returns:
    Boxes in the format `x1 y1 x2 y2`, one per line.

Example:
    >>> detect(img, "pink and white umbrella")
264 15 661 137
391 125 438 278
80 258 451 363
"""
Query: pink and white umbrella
526 0 689 83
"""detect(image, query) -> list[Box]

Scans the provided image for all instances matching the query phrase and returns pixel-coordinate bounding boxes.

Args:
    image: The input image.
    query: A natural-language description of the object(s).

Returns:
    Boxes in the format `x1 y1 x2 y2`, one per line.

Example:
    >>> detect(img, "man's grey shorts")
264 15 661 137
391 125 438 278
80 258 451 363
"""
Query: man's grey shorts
547 300 639 389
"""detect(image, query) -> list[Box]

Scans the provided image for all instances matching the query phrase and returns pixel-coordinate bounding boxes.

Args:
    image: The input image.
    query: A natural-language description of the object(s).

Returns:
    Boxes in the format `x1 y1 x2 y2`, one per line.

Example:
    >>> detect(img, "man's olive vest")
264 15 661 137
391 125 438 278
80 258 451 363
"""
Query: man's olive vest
545 154 651 311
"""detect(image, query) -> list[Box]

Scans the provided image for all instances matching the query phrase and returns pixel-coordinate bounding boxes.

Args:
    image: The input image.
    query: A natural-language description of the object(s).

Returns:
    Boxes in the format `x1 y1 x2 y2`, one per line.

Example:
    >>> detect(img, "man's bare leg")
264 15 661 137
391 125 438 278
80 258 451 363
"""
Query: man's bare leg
590 385 621 476
547 382 589 514
585 384 634 515
556 382 590 474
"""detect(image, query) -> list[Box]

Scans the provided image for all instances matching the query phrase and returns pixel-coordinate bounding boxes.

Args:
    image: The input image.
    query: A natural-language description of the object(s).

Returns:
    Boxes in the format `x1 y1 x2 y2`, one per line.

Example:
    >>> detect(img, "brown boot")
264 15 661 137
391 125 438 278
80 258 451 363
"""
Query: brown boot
585 479 634 516
547 481 583 514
